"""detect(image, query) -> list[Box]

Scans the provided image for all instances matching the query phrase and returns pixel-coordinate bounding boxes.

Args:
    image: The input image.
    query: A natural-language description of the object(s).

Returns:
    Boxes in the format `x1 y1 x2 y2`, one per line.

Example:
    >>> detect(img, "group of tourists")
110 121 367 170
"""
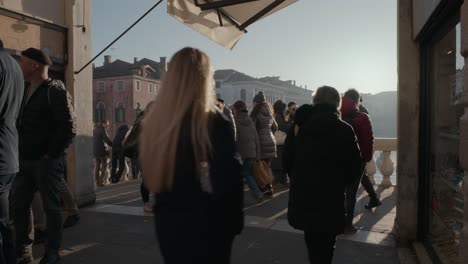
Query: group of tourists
0 40 78 264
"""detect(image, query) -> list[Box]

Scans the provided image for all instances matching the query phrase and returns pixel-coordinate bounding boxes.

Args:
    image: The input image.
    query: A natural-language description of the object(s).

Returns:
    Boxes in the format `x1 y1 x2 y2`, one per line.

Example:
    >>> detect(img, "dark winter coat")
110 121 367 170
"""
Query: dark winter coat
234 110 259 159
284 104 362 234
274 113 292 133
251 104 278 159
341 96 374 162
93 126 112 157
112 125 130 155
154 112 244 245
0 43 24 174
223 106 236 140
17 79 76 160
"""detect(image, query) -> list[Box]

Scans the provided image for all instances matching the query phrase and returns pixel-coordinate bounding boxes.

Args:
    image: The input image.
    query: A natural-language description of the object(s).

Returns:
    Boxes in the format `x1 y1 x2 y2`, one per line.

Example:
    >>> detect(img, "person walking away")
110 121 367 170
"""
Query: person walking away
284 86 362 263
14 47 76 264
111 125 130 183
341 89 382 233
232 100 264 203
0 39 24 264
250 92 277 197
216 97 236 140
140 47 243 264
271 100 292 187
94 120 112 186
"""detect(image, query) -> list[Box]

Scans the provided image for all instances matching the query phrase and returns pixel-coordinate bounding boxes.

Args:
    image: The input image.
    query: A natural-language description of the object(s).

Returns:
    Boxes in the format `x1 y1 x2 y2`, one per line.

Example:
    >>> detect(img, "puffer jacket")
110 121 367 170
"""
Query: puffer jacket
251 104 277 159
234 111 259 159
340 96 374 162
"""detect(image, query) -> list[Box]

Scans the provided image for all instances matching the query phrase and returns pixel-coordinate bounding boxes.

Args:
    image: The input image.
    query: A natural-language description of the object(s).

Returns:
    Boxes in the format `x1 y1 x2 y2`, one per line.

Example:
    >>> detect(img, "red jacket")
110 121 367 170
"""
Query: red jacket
340 96 374 162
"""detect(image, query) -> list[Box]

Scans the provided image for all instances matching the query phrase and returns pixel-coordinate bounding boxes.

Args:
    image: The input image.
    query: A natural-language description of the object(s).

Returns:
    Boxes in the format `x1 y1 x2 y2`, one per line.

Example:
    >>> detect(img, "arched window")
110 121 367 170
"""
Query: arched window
135 102 142 120
95 102 106 123
240 89 246 102
115 102 125 123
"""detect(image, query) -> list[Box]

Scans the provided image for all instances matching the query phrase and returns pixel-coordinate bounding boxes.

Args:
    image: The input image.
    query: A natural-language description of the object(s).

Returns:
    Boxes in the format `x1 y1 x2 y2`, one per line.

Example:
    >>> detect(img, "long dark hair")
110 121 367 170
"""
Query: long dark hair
250 101 273 121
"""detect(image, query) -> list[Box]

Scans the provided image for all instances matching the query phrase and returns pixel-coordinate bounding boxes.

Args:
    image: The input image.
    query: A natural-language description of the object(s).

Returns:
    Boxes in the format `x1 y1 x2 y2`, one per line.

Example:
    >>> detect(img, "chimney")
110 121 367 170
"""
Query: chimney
134 57 138 63
160 56 167 73
104 55 112 65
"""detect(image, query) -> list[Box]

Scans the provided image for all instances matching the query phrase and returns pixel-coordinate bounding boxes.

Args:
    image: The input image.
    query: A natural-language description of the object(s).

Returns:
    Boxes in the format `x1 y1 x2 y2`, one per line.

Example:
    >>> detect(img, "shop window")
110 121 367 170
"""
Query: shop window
116 80 124 91
427 23 465 263
115 102 125 123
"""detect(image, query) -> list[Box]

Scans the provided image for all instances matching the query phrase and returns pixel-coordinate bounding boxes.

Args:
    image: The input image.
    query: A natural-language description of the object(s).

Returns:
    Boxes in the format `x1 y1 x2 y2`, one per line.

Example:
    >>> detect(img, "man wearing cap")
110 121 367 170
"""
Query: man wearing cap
0 39 24 264
13 48 76 264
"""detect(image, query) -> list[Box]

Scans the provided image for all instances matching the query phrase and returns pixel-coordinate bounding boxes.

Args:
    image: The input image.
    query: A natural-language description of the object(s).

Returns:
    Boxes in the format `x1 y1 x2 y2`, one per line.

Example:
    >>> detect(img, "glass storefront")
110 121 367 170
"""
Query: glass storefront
428 23 465 263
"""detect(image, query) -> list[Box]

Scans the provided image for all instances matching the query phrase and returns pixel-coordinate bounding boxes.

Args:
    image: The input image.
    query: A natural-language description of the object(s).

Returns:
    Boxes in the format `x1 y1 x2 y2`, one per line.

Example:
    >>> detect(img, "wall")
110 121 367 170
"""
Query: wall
65 0 94 206
396 0 420 244
0 0 66 25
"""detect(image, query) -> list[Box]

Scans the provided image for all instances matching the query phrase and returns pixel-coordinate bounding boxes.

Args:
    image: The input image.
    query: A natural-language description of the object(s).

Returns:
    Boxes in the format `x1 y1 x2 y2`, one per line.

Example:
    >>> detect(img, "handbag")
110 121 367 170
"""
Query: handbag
252 160 273 187
274 130 287 145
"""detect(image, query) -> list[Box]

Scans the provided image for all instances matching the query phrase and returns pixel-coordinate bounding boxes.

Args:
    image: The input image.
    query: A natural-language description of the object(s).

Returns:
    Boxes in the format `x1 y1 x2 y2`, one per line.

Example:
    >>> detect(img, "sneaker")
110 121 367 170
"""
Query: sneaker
63 214 80 229
365 198 382 210
143 202 153 213
263 190 273 198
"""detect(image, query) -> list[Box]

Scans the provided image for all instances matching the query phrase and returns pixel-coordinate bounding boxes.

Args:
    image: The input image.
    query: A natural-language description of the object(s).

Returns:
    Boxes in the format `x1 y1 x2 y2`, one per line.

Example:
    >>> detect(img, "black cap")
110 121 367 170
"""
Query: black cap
21 48 52 66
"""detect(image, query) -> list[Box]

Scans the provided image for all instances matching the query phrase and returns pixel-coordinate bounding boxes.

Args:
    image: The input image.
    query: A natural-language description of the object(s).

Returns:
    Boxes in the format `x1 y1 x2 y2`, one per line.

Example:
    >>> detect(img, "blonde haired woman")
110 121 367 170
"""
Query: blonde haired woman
140 47 243 264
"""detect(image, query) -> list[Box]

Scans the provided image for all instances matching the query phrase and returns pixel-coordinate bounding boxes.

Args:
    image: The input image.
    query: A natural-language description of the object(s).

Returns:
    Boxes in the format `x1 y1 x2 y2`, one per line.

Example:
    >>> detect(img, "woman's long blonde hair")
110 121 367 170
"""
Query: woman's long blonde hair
139 47 217 192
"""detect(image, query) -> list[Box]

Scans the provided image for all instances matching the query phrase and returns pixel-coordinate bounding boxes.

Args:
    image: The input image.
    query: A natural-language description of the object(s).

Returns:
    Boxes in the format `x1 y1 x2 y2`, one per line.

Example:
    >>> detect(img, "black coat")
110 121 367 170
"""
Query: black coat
155 112 244 244
112 125 129 155
93 126 112 157
0 44 24 174
284 104 362 234
18 79 76 160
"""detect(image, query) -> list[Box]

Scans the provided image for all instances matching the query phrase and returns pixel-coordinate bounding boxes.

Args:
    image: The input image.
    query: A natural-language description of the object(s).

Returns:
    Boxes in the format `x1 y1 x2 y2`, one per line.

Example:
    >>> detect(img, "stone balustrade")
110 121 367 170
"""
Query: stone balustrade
366 138 397 187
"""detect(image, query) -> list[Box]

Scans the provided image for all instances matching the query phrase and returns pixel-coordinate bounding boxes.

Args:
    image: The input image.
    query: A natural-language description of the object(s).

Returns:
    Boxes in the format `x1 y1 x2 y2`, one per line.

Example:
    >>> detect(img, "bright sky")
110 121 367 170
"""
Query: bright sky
92 0 397 94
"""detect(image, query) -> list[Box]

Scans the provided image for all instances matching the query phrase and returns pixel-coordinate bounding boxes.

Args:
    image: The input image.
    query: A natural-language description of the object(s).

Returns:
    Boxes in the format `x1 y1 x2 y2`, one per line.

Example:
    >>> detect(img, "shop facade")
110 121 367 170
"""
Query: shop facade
397 0 468 263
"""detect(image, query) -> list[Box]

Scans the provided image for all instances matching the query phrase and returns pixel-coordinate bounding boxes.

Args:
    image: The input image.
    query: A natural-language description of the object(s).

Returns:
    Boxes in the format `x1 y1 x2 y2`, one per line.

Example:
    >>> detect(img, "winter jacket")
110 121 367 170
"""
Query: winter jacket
223 107 236 140
0 43 24 174
93 126 112 157
251 104 278 159
284 104 362 233
234 111 259 159
274 113 292 133
341 96 374 162
17 79 76 160
112 125 130 155
154 111 244 242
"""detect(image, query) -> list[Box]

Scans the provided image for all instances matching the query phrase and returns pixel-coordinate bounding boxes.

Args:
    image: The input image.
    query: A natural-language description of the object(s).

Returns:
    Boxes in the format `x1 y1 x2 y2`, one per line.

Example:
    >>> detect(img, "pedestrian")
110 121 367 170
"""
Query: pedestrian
232 100 264 203
140 47 243 264
0 39 24 264
341 89 382 233
250 91 277 197
271 100 292 186
216 97 236 140
14 47 76 264
122 102 153 212
287 101 298 123
284 86 362 263
111 124 130 183
93 119 112 186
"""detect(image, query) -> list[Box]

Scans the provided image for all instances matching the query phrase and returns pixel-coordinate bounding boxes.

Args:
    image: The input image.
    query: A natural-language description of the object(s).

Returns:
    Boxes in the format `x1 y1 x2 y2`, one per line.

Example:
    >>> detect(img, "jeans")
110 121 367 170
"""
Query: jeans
242 159 263 199
0 174 16 264
95 156 109 185
12 156 65 260
304 231 337 264
361 172 378 200
345 162 366 227
111 153 126 183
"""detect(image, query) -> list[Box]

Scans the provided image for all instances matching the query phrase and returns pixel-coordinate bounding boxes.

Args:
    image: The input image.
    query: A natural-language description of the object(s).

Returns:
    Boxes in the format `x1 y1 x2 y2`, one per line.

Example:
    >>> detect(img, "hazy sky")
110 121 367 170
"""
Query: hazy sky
92 0 397 94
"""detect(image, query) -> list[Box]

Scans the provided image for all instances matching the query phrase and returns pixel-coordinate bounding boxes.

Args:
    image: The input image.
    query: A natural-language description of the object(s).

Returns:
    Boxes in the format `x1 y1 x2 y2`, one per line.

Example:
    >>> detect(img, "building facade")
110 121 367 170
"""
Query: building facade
93 56 165 137
0 0 94 205
397 0 468 263
214 69 312 110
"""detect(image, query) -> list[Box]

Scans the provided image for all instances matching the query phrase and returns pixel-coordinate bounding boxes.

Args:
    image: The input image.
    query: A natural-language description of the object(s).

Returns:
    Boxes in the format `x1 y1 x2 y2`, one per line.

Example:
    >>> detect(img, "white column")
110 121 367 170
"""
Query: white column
379 151 395 188
365 151 377 185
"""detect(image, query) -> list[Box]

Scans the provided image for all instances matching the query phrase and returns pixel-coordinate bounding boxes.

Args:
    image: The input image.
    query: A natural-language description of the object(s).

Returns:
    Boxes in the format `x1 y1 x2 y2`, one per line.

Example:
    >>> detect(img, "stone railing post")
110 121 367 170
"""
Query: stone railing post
374 138 397 187
365 151 377 185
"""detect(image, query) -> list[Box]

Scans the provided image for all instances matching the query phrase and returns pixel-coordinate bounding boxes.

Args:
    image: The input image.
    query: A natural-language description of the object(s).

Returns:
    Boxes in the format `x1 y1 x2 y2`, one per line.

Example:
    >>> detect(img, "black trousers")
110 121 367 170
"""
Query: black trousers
304 231 337 264
13 156 65 260
140 182 149 203
111 153 126 183
0 174 16 264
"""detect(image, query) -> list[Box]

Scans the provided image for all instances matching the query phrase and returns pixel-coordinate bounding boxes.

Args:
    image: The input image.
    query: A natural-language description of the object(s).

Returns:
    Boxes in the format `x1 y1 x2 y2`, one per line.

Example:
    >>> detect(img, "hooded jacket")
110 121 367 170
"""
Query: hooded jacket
234 111 259 159
251 103 278 159
340 96 374 162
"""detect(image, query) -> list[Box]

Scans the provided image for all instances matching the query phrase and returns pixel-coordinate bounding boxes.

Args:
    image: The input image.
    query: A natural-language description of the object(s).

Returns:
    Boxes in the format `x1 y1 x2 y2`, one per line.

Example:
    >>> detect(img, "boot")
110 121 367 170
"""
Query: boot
365 197 382 210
